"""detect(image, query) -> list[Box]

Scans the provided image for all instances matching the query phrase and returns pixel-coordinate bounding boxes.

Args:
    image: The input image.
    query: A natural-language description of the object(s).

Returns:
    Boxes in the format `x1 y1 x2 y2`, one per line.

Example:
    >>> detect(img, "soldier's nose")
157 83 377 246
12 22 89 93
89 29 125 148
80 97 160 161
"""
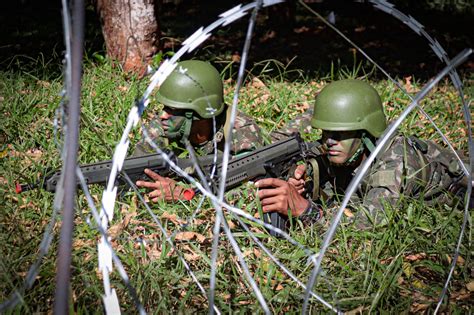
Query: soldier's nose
326 138 338 146
160 111 171 119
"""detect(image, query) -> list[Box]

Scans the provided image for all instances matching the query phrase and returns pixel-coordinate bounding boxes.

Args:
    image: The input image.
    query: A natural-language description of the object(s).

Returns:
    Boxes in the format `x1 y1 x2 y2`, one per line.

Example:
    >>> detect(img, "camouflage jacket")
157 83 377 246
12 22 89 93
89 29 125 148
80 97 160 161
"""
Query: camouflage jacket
269 108 313 141
133 105 265 157
300 133 467 227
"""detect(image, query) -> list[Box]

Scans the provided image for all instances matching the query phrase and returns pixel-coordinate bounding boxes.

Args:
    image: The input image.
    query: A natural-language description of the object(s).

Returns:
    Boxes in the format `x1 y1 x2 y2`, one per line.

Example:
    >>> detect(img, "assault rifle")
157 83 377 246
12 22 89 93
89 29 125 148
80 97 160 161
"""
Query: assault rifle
17 134 320 236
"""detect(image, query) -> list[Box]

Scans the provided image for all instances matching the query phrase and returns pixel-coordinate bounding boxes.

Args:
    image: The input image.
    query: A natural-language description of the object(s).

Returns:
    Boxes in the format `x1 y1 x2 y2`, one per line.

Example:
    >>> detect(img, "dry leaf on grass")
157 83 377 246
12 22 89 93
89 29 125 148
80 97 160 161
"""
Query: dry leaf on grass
161 212 187 225
251 77 267 89
184 252 200 261
36 80 51 87
343 208 354 218
175 231 206 243
253 248 261 258
405 253 427 261
295 101 310 113
193 218 205 225
466 280 474 292
410 303 430 313
73 239 94 249
446 254 465 266
147 246 162 261
108 223 123 239
231 53 241 63
450 288 472 301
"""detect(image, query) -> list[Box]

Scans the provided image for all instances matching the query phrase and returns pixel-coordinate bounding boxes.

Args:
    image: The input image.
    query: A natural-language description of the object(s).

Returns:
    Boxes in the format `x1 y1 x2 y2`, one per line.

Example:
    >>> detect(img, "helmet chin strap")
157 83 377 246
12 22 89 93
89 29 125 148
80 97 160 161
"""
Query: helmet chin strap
344 132 375 166
179 111 194 146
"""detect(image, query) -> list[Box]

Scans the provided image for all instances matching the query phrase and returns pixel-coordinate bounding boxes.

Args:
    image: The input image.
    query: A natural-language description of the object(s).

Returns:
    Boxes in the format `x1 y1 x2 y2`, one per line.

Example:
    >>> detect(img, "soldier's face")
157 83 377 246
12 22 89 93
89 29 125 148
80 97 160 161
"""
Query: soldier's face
322 130 362 165
159 107 212 146
159 107 187 134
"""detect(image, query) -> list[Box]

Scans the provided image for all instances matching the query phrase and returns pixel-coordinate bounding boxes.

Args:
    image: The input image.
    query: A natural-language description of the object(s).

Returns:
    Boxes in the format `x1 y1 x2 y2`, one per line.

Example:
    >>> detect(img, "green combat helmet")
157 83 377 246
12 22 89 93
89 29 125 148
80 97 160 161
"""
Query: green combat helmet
156 60 225 145
156 60 225 118
312 79 387 164
311 79 387 138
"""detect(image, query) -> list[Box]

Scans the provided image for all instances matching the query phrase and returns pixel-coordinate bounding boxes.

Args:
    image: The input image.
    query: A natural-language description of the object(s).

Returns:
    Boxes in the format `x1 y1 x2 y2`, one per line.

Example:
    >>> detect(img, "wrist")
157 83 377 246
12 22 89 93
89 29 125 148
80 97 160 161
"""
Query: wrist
299 200 323 223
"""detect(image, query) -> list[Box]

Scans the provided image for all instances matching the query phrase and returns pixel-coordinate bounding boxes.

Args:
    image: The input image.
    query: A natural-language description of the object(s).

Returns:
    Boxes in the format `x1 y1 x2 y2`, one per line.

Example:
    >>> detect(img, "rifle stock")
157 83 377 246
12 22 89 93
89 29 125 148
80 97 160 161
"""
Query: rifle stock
16 152 219 193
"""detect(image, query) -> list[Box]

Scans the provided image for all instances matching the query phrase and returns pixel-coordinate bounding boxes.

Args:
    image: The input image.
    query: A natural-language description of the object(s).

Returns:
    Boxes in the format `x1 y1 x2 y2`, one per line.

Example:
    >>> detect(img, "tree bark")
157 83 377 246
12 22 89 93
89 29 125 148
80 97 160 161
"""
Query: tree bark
96 0 160 75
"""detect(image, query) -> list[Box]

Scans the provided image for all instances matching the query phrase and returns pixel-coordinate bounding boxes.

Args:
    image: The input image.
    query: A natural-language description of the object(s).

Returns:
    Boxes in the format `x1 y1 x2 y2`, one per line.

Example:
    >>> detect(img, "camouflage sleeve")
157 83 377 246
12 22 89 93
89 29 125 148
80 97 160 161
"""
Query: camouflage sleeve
306 135 467 228
269 107 313 141
354 136 425 226
231 110 265 155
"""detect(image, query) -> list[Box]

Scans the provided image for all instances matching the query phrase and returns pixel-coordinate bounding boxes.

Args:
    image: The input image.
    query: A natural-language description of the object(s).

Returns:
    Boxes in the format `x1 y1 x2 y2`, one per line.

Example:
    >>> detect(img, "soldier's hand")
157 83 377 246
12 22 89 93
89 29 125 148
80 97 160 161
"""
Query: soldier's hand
255 178 309 217
136 168 185 202
288 164 306 194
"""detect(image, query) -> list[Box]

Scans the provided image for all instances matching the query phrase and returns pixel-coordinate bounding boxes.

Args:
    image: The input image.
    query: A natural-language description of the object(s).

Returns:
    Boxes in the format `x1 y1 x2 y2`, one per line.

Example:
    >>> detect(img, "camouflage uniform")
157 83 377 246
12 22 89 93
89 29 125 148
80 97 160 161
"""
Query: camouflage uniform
300 133 469 227
269 108 313 142
134 105 265 157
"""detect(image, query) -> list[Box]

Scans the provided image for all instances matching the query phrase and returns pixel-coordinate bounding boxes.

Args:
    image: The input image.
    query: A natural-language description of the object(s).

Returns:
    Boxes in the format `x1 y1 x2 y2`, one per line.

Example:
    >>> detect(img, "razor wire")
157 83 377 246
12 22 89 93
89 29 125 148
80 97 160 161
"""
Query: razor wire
368 0 472 309
76 169 146 314
95 0 472 313
209 1 268 312
0 0 73 311
232 213 340 313
3 0 471 313
53 0 85 310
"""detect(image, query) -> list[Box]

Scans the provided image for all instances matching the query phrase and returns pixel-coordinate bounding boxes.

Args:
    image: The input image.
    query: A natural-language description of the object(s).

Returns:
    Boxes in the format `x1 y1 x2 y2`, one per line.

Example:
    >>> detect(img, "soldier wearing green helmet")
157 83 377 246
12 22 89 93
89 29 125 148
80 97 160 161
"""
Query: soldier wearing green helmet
134 60 264 202
256 79 470 227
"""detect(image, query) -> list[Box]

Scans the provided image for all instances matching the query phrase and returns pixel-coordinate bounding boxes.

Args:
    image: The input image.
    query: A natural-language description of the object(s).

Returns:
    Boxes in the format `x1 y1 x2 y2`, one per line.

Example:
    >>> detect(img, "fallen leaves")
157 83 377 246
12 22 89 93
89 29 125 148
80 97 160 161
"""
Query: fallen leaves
161 211 187 225
231 52 241 63
343 208 354 218
36 80 51 88
466 280 474 292
146 243 162 261
117 85 128 92
405 253 427 261
403 76 420 94
294 101 310 113
174 231 206 243
446 254 465 266
251 77 267 89
450 288 472 301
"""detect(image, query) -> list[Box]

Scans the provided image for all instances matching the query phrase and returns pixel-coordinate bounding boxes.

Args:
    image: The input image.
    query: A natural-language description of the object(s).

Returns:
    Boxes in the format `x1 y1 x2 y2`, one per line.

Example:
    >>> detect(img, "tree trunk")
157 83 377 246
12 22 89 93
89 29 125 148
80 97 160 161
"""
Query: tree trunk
96 0 160 76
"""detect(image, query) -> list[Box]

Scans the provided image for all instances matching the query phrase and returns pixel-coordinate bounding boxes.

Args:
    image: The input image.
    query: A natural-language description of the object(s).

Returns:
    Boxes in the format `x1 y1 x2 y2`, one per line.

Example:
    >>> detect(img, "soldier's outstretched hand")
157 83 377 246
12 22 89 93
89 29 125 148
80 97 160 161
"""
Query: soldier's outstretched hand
288 164 306 194
255 178 309 217
136 168 184 202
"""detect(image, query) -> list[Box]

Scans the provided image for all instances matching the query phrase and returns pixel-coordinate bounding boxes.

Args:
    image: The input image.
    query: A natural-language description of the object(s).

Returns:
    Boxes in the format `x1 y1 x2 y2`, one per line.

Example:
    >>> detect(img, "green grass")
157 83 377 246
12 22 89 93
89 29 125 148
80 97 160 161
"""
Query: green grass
0 58 472 313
